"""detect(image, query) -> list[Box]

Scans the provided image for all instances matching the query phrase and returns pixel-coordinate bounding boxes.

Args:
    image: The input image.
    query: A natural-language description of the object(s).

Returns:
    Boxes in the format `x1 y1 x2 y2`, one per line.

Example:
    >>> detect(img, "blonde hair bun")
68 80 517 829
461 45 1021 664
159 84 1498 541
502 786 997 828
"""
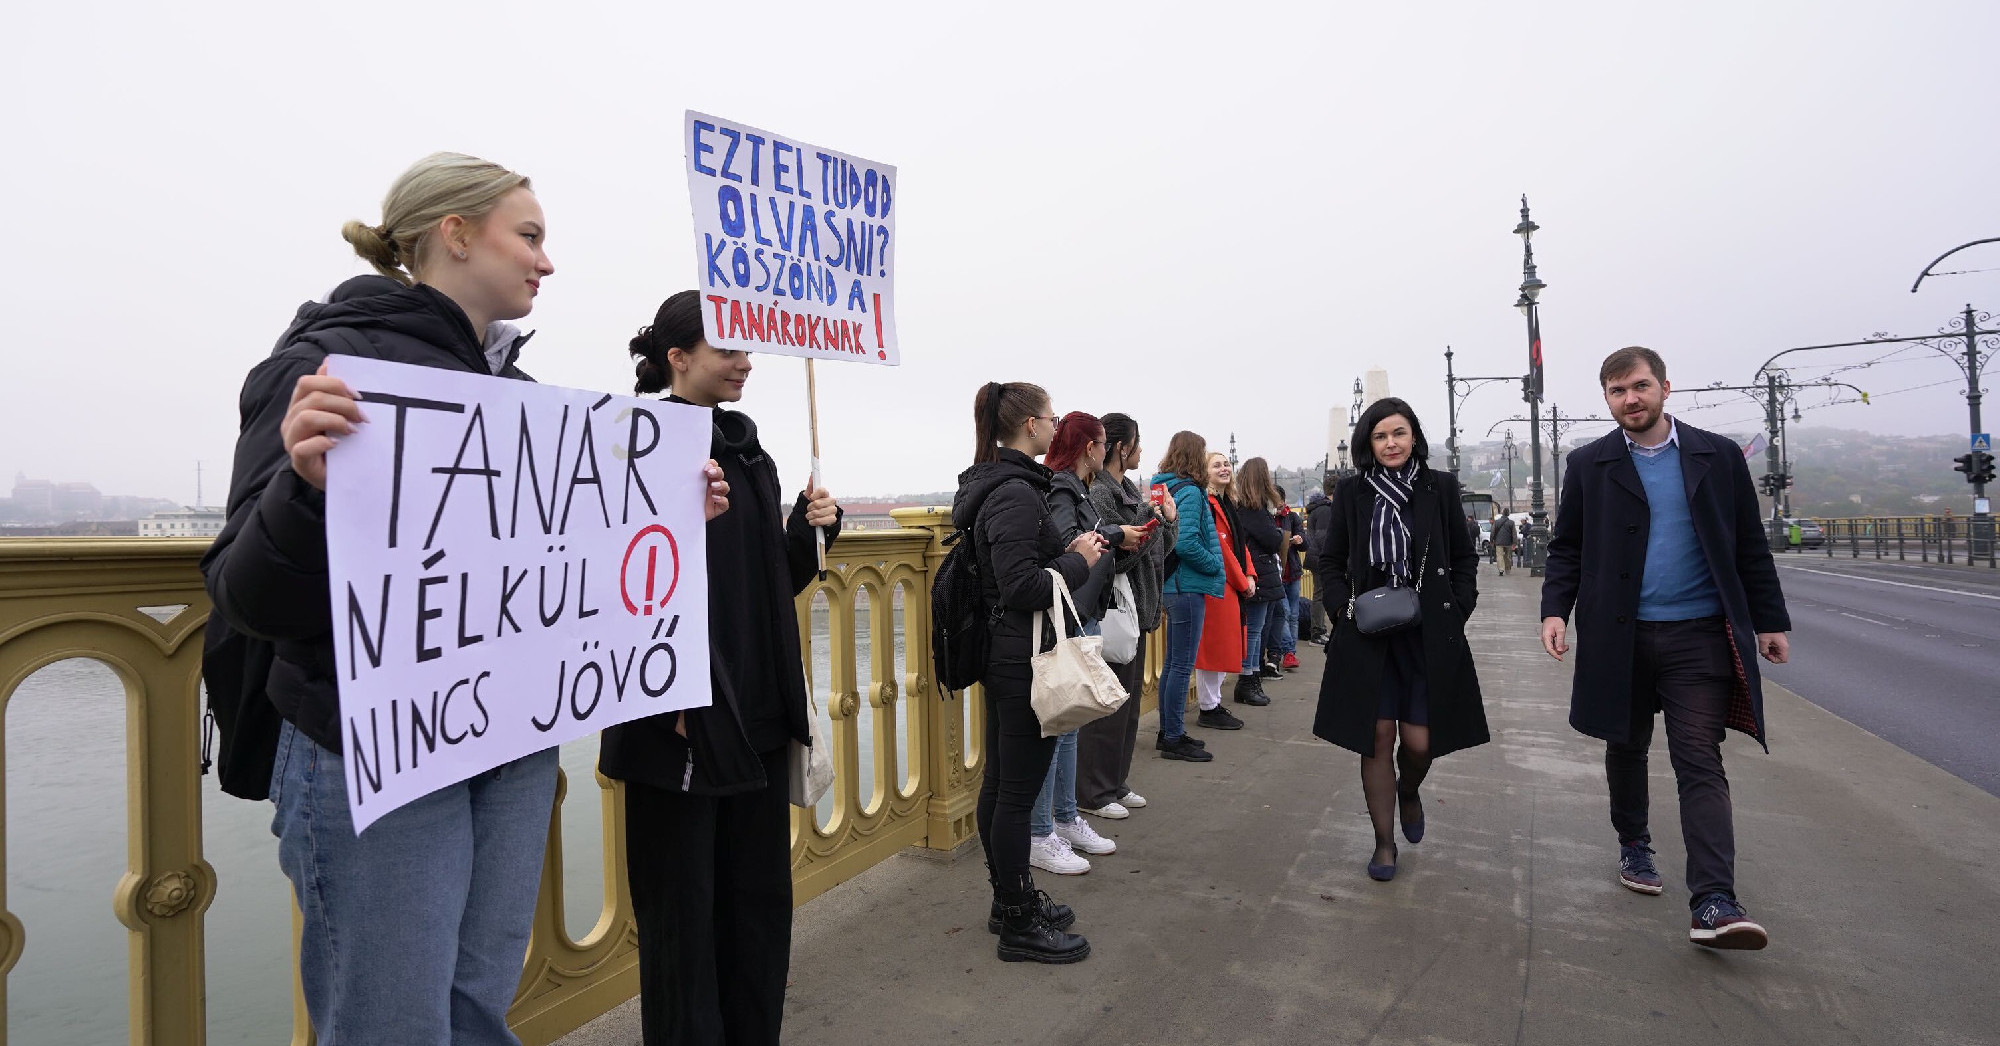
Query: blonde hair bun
343 153 531 287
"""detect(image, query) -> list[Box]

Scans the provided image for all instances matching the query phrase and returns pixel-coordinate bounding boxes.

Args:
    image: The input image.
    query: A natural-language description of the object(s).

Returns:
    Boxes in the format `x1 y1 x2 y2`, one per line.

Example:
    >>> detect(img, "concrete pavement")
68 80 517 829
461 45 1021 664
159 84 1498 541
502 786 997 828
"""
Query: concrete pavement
559 570 2000 1045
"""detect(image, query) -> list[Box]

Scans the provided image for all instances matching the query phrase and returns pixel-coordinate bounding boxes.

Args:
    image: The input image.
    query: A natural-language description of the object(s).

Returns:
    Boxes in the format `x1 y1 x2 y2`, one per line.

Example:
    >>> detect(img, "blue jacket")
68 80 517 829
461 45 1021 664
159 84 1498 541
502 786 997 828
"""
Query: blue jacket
1152 473 1224 597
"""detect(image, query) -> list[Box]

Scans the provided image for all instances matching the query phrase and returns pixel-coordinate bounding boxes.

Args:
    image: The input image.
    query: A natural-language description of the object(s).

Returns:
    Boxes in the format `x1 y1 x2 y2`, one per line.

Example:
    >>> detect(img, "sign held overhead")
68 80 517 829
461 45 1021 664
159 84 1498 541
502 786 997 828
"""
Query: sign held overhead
684 110 899 365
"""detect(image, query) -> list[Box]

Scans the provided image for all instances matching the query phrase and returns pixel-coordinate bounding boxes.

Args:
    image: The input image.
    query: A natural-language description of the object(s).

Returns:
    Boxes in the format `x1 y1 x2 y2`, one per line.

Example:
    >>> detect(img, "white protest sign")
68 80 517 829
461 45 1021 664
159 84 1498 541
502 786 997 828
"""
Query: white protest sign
323 357 713 832
684 110 899 365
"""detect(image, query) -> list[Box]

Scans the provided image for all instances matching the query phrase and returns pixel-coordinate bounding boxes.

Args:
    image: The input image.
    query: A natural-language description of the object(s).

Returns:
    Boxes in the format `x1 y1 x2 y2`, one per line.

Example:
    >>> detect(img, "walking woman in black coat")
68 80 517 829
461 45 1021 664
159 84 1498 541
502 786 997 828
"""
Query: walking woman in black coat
602 290 842 1046
1314 398 1489 881
950 382 1106 963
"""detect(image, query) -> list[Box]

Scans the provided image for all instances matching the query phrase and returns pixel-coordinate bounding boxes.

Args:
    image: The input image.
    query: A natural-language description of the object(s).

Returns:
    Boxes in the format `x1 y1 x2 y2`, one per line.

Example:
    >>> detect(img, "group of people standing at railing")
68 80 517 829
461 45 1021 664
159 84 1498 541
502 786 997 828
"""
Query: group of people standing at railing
195 151 1800 1045
957 344 1799 966
202 153 842 1046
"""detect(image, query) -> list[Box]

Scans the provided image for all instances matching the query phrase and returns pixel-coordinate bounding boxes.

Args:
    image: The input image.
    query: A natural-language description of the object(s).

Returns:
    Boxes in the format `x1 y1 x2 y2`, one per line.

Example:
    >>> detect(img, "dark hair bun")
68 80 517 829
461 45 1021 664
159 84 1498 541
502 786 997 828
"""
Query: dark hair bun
633 355 667 395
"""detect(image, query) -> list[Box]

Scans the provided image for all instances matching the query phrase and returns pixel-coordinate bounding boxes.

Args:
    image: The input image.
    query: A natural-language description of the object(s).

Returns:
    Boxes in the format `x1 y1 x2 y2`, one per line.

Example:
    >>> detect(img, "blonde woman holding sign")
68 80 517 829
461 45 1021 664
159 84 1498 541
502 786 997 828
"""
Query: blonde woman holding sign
202 154 728 1044
605 289 841 1046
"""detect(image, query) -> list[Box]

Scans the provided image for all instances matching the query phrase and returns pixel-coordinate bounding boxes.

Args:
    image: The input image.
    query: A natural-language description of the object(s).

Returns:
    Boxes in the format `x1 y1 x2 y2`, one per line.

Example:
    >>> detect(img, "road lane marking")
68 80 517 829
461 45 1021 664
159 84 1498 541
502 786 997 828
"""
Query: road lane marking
1778 565 2000 602
1837 612 1893 626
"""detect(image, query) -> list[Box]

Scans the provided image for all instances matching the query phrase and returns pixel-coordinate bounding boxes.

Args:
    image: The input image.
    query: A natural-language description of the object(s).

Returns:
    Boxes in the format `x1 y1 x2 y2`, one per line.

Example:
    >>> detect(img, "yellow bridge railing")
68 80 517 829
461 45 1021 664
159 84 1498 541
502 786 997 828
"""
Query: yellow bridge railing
0 509 1183 1045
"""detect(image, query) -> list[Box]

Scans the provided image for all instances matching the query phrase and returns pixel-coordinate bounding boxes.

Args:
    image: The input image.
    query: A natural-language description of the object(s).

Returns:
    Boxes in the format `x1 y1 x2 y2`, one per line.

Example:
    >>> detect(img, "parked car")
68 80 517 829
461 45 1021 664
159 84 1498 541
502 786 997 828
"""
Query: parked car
1781 517 1826 548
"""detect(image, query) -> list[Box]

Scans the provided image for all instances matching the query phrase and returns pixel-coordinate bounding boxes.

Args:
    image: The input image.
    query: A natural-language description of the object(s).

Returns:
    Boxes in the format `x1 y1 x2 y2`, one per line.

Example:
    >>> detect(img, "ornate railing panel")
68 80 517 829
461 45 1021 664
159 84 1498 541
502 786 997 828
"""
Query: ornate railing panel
2 506 1111 1044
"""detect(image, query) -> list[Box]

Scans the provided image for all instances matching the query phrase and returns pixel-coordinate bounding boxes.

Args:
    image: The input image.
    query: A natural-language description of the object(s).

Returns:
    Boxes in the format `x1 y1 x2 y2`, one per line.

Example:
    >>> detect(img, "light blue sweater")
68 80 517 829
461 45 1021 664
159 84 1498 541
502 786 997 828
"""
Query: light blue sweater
1633 445 1724 621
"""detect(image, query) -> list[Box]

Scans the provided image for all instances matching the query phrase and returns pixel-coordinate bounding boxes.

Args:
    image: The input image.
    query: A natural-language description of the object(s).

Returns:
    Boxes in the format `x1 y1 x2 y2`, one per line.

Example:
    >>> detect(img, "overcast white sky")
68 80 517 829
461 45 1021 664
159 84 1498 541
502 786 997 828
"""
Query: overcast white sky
6 0 1999 505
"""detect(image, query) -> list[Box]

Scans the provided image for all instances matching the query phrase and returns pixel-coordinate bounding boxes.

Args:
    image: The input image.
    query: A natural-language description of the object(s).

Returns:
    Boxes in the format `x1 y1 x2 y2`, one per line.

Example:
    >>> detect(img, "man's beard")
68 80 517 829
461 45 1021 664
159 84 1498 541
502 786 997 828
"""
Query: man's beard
1617 404 1662 433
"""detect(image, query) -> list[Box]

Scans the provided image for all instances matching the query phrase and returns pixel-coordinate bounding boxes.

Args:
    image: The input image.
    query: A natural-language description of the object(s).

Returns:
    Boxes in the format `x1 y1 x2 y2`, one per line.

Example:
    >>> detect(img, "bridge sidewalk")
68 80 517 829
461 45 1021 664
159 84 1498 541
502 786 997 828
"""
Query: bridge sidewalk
560 571 2000 1045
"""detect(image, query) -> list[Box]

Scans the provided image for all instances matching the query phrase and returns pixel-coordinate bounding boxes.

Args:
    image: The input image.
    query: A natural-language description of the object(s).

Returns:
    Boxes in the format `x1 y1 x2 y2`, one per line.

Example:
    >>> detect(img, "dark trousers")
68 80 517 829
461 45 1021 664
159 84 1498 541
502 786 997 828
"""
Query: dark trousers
624 748 793 1046
1605 618 1738 907
1076 631 1146 808
978 661 1058 889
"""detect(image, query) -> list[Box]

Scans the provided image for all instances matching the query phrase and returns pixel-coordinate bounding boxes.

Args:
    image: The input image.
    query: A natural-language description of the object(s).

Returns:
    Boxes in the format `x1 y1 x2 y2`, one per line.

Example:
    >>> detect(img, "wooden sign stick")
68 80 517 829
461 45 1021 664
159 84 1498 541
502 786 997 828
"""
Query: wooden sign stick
806 358 827 579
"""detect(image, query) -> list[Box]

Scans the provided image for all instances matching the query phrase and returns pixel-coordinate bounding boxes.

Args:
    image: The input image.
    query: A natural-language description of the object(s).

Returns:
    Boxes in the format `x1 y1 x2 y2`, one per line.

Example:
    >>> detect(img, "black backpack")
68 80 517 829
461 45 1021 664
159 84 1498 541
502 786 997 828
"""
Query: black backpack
930 526 999 695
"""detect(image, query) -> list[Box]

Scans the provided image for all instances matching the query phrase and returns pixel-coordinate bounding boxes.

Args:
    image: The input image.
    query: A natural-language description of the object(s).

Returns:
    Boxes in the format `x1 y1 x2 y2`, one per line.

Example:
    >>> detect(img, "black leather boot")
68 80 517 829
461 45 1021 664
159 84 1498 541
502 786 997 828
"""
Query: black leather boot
993 874 1090 963
1232 674 1271 706
987 888 1076 934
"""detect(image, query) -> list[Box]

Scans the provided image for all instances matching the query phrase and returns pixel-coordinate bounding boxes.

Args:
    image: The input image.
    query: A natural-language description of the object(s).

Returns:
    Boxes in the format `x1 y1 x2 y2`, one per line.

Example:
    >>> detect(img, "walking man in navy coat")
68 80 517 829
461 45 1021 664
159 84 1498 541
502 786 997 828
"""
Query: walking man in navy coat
1540 346 1792 950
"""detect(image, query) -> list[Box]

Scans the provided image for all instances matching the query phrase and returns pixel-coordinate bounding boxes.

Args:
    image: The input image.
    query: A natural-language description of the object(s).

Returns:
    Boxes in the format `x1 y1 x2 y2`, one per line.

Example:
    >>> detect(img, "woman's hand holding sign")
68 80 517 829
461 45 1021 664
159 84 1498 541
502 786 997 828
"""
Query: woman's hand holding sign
704 460 730 520
802 486 839 528
283 361 368 490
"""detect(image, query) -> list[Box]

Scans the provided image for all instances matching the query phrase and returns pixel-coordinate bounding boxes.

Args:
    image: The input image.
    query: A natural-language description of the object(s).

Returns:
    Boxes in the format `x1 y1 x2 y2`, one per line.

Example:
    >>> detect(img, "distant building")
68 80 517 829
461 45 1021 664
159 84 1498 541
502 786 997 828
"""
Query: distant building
138 507 226 538
1364 367 1391 404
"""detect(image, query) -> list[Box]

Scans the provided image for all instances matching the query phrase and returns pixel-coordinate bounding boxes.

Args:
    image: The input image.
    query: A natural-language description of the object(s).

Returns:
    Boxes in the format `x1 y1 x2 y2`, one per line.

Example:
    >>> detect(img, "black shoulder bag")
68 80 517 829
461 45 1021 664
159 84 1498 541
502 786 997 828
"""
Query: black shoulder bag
1348 542 1427 636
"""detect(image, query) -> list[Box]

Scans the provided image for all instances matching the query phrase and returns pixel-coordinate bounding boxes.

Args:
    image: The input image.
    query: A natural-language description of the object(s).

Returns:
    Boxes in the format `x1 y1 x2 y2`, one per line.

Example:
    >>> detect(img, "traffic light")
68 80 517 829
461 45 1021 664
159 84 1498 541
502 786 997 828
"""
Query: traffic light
1973 451 1997 485
1955 453 1983 484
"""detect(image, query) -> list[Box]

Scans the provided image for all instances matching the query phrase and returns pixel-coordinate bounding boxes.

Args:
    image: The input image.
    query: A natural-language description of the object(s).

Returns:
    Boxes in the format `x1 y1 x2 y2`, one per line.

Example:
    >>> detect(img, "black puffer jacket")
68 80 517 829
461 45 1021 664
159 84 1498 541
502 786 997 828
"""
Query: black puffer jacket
1046 470 1119 620
201 276 534 795
1235 501 1288 603
599 403 841 796
950 449 1091 665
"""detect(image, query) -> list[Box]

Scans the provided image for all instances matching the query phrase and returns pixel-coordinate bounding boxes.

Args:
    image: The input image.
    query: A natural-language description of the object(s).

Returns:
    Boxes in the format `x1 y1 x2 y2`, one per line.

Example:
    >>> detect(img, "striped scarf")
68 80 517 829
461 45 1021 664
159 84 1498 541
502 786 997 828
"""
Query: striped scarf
1365 462 1418 583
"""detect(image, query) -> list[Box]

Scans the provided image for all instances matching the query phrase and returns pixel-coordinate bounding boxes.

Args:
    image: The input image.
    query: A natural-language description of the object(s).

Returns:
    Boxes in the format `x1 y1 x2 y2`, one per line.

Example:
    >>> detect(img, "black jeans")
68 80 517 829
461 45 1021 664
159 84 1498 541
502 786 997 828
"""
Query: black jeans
978 661 1059 890
1076 631 1145 809
1605 617 1738 907
624 748 793 1046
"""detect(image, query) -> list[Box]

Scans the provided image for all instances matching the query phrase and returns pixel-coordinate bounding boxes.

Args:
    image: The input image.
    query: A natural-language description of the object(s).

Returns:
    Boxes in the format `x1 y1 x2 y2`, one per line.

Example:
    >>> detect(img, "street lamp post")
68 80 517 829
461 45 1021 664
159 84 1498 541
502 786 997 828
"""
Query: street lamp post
1502 430 1518 514
1514 196 1549 575
1443 346 1521 487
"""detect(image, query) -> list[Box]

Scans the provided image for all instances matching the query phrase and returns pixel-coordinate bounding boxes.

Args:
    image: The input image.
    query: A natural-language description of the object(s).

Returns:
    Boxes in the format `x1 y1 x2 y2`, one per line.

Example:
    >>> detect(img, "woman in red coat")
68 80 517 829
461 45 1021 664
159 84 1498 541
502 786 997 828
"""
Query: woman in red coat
1195 452 1257 730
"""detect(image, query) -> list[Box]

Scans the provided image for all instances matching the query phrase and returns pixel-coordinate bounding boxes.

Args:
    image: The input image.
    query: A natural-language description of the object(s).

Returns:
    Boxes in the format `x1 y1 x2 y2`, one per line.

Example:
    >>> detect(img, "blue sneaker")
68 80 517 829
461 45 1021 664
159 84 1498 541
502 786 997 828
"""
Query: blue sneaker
1618 841 1663 895
1690 893 1768 950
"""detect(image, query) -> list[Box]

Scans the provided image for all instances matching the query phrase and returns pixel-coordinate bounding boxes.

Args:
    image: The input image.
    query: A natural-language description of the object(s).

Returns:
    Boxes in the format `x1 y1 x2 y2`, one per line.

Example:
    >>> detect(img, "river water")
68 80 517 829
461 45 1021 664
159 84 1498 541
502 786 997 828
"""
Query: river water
7 603 907 1044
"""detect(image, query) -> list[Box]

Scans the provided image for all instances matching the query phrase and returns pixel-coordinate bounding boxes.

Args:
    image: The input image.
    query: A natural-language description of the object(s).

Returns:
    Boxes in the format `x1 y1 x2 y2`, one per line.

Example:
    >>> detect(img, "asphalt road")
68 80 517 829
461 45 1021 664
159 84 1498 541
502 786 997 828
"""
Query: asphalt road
1765 553 2000 796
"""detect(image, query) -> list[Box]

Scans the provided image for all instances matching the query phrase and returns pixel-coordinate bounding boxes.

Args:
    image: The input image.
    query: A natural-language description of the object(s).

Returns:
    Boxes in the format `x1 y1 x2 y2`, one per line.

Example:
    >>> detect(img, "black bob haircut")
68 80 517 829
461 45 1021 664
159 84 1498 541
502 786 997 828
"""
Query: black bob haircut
1350 397 1430 471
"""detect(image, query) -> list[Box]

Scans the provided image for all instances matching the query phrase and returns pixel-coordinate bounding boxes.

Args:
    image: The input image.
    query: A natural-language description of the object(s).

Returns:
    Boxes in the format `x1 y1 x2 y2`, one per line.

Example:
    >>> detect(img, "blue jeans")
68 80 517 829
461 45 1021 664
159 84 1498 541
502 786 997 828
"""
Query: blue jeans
1241 598 1278 674
270 720 559 1045
1160 591 1207 741
1030 730 1080 835
1276 578 1302 656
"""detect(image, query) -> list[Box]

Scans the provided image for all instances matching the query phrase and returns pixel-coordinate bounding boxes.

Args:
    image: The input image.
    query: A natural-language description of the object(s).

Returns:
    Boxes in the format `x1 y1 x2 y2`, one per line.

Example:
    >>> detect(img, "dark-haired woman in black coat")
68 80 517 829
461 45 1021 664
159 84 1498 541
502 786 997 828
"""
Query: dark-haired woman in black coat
1314 397 1489 881
603 289 843 1046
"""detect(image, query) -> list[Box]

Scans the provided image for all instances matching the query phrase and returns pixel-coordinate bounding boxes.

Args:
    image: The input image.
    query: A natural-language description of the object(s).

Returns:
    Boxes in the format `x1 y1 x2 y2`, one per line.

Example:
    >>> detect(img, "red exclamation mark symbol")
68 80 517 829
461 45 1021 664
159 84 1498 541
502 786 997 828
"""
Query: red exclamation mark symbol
873 293 886 359
643 545 658 615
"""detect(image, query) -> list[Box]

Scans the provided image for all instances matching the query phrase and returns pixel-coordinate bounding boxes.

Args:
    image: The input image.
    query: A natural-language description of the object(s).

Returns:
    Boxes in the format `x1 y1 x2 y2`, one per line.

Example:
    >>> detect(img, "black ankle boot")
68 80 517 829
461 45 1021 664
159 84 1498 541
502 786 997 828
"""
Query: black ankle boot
987 889 1076 935
1232 675 1271 706
993 875 1090 964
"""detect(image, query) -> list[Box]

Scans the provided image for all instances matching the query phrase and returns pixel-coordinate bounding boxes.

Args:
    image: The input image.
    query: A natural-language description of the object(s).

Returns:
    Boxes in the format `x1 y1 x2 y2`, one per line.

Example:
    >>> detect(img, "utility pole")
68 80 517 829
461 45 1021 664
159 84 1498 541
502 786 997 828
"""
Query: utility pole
1765 371 1784 545
1955 304 1993 557
1514 196 1549 575
1547 404 1562 517
1445 346 1460 477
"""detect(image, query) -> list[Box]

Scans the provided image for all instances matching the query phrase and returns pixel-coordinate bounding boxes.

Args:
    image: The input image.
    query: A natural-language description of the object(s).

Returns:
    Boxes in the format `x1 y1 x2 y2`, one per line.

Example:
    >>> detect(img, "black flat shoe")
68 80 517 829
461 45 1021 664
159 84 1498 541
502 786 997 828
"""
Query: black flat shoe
1367 844 1398 882
1399 791 1425 845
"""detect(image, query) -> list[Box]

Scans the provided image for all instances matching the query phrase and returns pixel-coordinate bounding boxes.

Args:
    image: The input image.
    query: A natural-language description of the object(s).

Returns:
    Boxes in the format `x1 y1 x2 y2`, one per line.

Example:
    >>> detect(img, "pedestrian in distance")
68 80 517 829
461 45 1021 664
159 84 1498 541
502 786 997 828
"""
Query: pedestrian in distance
1313 398 1489 882
952 382 1105 963
1078 412 1176 819
1305 483 1336 644
201 153 729 1044
605 289 842 1046
1230 457 1289 700
1540 346 1793 950
1148 433 1221 763
1029 411 1139 875
1274 486 1308 670
1491 512 1518 575
1194 453 1258 728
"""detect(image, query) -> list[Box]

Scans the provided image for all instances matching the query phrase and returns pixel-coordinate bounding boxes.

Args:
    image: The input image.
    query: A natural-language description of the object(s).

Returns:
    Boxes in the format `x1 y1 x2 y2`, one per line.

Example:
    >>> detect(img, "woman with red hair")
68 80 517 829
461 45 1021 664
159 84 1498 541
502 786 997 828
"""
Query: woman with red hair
1029 412 1146 875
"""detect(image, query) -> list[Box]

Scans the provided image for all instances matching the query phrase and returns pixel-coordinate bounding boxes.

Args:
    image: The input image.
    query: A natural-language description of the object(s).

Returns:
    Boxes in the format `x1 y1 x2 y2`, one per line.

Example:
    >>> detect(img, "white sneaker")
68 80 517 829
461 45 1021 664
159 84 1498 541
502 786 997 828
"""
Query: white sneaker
1119 790 1148 809
1029 833 1091 875
1056 818 1117 856
1080 801 1130 820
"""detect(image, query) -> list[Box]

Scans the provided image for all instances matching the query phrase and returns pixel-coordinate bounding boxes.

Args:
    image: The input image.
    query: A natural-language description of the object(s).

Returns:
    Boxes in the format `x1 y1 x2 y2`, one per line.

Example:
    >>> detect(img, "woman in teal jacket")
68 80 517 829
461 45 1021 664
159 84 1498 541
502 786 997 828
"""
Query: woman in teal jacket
1150 431 1224 761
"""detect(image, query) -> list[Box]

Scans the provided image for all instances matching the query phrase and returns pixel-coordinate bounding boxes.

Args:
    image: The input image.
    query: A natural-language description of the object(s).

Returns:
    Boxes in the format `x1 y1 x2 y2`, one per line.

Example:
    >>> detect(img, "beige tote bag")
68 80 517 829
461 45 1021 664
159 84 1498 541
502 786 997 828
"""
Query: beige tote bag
1030 570 1131 738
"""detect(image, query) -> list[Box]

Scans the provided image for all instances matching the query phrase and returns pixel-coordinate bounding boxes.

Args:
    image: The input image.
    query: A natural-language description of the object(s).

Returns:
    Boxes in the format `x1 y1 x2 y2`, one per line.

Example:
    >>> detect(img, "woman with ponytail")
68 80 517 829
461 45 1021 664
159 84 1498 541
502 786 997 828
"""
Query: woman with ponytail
952 382 1105 963
202 154 727 1044
601 289 841 1045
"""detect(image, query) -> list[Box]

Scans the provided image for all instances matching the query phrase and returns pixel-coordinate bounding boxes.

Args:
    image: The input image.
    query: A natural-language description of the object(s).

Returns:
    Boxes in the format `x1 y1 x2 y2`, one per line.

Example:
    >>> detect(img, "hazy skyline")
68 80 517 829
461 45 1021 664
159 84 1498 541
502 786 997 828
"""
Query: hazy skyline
6 1 1999 507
